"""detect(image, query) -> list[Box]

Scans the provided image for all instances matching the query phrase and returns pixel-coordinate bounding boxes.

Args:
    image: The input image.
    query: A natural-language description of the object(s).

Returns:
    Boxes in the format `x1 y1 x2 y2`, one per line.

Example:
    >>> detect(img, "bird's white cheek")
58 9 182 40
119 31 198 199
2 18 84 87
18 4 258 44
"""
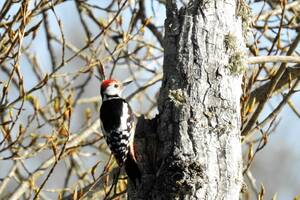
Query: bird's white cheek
105 86 122 96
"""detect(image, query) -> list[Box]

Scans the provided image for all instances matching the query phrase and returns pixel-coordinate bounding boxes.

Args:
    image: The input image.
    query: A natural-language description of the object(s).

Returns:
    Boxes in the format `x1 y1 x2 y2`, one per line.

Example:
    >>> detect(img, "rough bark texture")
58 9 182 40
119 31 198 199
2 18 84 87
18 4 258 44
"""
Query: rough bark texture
130 0 244 199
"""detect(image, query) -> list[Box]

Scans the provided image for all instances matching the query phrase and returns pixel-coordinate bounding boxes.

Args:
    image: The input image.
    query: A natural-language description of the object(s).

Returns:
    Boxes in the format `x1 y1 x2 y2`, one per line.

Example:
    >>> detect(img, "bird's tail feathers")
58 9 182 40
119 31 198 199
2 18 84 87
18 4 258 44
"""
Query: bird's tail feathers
125 151 141 187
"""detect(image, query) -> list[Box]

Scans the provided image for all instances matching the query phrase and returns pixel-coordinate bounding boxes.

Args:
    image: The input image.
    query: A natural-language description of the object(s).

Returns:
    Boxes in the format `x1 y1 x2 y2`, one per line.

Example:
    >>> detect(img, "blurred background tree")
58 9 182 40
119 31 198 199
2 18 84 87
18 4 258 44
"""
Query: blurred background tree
0 0 300 199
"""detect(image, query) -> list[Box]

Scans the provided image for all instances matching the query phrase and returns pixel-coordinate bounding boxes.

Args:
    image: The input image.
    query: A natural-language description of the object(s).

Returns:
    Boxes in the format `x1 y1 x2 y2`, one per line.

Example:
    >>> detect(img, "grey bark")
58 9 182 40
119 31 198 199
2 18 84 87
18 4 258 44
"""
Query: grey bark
130 0 244 199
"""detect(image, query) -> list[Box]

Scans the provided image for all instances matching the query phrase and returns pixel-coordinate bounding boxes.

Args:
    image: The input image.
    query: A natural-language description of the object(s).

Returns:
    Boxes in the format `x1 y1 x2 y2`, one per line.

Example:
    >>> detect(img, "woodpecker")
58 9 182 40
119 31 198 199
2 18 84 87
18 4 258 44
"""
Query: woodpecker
100 79 141 186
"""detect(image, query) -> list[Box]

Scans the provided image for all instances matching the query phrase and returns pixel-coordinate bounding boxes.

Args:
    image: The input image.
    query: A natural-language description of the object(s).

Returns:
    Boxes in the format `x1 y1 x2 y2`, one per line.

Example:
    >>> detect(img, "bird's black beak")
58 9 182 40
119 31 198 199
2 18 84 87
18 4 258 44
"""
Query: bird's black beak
122 80 133 86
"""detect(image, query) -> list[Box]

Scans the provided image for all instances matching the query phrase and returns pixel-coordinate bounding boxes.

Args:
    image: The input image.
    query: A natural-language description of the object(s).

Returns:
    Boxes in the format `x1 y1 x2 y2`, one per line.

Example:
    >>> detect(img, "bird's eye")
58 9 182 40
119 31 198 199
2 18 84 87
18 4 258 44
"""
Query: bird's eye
114 84 118 88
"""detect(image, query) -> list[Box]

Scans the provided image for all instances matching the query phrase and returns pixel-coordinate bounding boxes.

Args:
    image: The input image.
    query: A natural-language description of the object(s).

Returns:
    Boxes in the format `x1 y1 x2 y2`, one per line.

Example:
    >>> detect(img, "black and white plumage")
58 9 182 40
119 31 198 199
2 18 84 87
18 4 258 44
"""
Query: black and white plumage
100 79 141 186
100 98 134 164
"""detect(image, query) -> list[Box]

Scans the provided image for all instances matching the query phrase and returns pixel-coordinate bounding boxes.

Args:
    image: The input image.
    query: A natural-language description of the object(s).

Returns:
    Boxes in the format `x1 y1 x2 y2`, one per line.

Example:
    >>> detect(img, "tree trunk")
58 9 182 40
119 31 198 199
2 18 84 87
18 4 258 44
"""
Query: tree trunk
130 0 244 199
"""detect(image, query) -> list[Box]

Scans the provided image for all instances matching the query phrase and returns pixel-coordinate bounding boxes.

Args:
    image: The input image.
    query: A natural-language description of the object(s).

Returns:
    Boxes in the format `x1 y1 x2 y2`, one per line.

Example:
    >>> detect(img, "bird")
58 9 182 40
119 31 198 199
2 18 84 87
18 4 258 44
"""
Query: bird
99 79 141 187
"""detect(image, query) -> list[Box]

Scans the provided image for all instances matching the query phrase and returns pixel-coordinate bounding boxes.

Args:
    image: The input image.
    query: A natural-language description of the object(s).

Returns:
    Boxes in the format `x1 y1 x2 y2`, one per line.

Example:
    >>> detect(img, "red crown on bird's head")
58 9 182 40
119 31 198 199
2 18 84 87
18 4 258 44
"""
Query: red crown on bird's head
101 79 119 90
